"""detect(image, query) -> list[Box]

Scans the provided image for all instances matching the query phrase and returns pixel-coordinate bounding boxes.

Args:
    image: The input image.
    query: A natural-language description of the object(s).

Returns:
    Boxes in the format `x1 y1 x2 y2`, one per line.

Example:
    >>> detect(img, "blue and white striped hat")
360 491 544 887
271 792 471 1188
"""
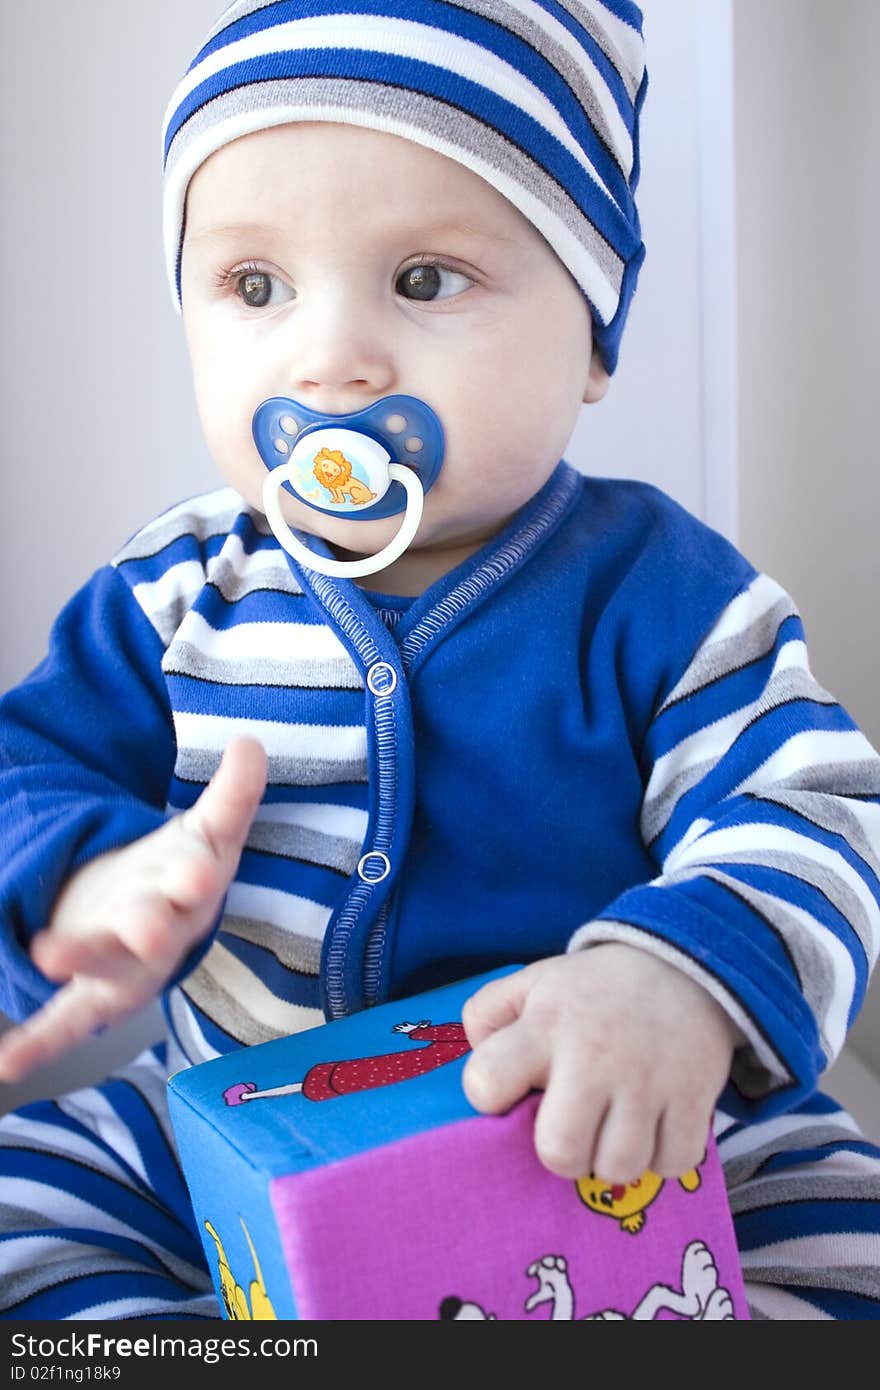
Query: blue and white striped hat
162 0 647 373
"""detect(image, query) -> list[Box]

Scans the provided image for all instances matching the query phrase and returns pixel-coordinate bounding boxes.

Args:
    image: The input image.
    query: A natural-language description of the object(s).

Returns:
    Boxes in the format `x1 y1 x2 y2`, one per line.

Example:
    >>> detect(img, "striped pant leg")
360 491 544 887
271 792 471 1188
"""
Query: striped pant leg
0 1044 220 1320
719 1091 880 1320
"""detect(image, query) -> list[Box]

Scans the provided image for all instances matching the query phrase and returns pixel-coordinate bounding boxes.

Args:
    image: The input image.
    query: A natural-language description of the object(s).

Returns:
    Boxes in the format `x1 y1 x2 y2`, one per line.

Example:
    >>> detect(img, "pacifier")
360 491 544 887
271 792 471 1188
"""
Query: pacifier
253 394 444 579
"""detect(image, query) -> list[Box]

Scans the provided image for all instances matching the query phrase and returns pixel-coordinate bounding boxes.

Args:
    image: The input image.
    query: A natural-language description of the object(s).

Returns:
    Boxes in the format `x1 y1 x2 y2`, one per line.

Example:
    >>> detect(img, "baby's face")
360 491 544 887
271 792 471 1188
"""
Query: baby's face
180 122 606 587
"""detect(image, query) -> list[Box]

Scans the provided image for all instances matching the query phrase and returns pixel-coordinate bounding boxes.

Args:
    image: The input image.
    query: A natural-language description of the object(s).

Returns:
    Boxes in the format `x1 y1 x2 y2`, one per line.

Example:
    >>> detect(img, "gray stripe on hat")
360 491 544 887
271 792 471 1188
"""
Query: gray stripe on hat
443 0 629 171
201 0 276 47
167 79 625 286
200 0 643 109
175 745 368 787
164 640 363 691
561 0 642 101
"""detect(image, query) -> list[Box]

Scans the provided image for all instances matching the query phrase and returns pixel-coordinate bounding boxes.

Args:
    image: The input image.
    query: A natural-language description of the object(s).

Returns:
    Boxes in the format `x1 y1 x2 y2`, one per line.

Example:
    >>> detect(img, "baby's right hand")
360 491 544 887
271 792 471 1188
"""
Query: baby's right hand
0 736 267 1083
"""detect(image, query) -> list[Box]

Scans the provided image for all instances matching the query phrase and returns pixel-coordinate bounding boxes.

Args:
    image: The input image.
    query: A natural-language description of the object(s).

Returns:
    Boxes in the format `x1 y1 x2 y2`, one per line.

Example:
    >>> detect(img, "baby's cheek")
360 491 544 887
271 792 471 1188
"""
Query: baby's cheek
199 414 260 504
196 375 255 460
216 450 269 513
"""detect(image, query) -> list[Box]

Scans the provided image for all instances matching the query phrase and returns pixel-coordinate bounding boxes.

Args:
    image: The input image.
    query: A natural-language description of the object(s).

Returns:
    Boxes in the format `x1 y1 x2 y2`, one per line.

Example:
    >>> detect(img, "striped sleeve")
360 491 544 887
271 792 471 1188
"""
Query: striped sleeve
0 566 179 1022
0 491 255 1026
568 572 880 1118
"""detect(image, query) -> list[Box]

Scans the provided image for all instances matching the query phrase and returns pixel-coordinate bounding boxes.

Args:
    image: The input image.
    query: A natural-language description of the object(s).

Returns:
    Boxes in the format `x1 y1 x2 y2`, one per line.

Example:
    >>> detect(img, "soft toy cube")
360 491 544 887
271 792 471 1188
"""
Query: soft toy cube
167 966 750 1320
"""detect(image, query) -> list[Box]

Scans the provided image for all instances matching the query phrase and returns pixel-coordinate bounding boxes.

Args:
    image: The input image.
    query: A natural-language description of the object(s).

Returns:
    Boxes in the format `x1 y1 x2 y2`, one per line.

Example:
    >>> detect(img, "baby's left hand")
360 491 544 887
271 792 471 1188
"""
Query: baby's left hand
461 946 740 1183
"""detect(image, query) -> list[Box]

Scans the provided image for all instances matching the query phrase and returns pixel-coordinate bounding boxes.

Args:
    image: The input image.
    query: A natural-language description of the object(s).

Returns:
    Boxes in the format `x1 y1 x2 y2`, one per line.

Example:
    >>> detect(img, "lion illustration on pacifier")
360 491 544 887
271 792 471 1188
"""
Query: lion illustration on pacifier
313 447 378 505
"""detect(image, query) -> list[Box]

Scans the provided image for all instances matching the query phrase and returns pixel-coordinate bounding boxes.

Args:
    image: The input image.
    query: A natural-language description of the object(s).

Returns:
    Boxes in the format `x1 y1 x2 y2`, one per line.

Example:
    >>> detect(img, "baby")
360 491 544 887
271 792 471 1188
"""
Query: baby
0 1 878 1321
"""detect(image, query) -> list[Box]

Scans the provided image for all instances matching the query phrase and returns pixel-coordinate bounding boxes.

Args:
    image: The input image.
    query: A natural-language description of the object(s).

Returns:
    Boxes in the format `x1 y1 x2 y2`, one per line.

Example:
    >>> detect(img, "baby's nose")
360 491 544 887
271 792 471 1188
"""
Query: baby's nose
287 286 396 404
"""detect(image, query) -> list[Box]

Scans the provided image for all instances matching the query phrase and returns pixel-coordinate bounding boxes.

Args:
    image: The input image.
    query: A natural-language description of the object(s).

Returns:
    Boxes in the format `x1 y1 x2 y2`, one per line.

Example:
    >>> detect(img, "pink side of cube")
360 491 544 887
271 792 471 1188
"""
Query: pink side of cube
270 1094 749 1321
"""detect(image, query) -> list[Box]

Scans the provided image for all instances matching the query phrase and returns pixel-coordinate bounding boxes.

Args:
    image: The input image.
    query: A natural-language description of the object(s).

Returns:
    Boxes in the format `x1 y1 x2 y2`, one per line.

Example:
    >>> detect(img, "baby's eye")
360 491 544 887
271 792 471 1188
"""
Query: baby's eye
234 268 295 309
395 263 473 302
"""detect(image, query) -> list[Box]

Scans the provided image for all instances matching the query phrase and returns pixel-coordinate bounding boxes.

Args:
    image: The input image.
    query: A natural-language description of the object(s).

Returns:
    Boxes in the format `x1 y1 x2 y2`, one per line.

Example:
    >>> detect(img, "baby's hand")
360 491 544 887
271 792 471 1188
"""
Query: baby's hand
461 947 740 1183
0 737 267 1083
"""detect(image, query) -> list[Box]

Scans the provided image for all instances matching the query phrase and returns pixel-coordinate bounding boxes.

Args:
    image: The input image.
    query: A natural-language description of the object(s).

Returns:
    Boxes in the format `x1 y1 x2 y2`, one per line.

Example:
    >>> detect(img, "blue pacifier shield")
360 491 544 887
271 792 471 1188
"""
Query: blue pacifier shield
253 394 444 521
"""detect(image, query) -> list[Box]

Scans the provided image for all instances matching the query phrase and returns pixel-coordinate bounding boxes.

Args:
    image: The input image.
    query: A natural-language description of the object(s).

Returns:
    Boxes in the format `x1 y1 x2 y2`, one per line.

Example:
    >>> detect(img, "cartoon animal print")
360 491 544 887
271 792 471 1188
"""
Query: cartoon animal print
439 1296 498 1320
438 1240 735 1321
576 1164 702 1233
312 447 377 505
223 1020 471 1107
204 1216 277 1320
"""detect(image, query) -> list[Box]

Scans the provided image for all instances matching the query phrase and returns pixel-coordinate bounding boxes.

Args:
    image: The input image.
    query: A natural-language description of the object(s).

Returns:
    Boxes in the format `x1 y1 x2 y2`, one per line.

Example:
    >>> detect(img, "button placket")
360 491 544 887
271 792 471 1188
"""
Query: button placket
357 850 392 884
366 661 398 697
358 662 399 885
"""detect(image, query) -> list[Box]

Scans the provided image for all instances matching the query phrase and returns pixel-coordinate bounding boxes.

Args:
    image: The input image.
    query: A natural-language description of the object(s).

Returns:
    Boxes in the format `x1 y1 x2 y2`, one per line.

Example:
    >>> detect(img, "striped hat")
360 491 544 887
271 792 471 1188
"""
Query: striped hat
162 0 647 373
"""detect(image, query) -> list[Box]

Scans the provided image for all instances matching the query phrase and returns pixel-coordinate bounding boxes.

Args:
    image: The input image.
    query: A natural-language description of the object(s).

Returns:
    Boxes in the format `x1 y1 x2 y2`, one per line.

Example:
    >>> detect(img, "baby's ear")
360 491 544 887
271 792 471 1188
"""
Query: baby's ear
583 346 610 405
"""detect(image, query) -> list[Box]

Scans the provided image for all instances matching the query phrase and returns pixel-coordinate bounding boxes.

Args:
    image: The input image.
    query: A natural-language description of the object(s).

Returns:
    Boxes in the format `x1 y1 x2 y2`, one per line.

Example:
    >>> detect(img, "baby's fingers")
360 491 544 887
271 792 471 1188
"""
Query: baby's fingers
589 1094 659 1186
0 976 145 1084
35 890 198 987
461 1016 547 1116
461 962 544 1048
530 1061 606 1180
182 737 267 863
652 1099 712 1180
30 926 138 983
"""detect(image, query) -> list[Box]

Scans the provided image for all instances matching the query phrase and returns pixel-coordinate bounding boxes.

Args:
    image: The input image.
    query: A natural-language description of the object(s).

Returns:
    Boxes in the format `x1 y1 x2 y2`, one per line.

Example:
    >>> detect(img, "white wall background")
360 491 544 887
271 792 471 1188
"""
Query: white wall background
0 0 221 698
0 2 878 1123
733 0 880 1077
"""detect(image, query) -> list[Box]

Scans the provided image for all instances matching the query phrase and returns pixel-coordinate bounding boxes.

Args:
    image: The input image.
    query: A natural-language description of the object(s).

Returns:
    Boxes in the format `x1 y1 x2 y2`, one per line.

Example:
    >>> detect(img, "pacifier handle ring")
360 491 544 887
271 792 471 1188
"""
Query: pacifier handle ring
261 463 424 579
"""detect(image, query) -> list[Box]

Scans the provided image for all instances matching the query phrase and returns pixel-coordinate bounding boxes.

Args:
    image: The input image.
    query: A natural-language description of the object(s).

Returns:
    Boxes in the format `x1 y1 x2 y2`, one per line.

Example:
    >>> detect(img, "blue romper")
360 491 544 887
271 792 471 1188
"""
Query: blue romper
1 463 878 1318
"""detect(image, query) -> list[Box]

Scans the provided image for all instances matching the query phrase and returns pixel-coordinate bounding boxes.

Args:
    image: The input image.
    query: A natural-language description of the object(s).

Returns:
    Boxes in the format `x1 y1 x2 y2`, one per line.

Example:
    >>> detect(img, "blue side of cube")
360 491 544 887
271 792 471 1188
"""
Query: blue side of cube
167 1073 299 1318
167 966 518 1179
